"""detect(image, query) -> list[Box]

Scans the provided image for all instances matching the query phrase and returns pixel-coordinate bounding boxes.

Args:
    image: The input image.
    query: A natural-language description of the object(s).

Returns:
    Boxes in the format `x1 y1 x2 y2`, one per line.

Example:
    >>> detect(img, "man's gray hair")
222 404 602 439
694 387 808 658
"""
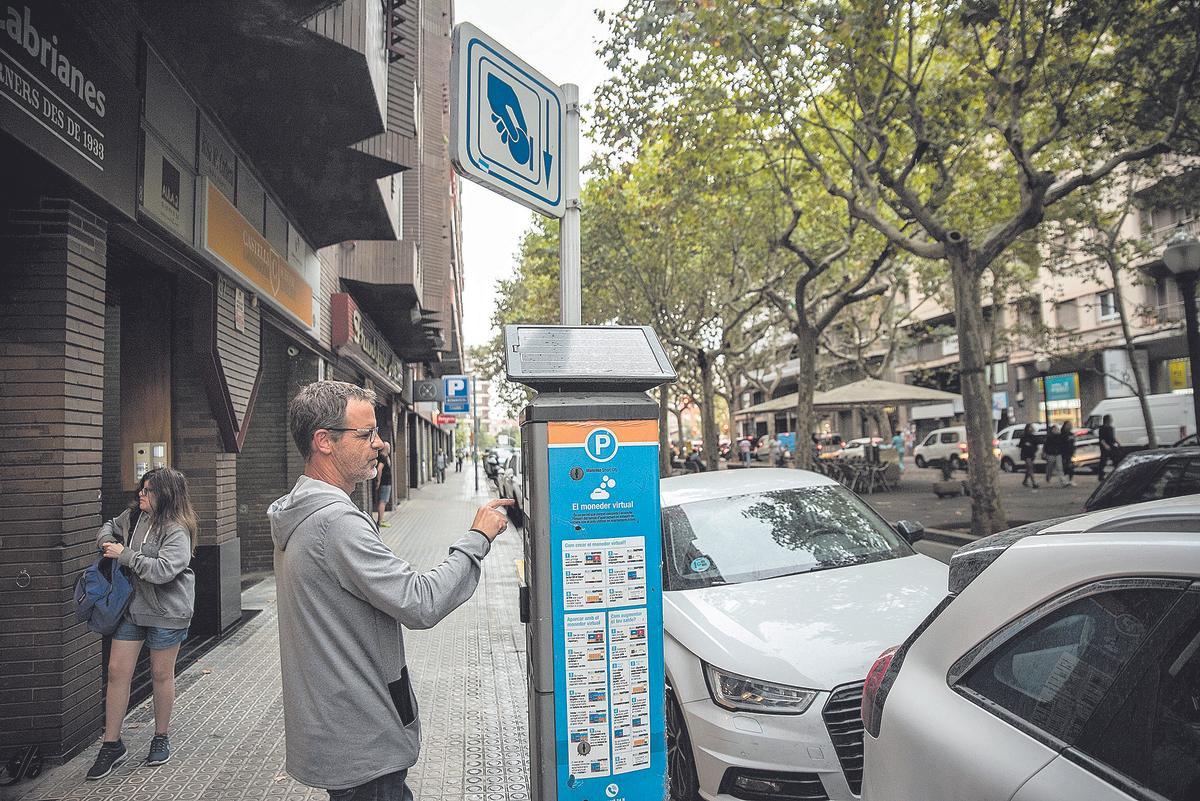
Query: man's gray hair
289 381 378 460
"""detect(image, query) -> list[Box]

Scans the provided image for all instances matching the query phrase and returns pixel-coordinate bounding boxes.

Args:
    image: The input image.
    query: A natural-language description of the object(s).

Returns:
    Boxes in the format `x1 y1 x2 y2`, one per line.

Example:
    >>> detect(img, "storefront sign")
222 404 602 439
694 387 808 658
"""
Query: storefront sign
1 1 138 218
140 130 195 243
330 293 405 386
1168 357 1191 392
202 179 313 328
1043 373 1078 402
198 115 236 200
436 413 457 426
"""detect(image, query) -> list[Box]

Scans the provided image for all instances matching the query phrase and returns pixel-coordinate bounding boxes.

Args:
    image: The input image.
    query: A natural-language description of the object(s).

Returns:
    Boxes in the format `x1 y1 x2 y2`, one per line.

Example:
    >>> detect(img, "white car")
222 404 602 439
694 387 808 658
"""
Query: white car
861 495 1200 801
913 426 967 470
660 469 948 800
832 436 885 460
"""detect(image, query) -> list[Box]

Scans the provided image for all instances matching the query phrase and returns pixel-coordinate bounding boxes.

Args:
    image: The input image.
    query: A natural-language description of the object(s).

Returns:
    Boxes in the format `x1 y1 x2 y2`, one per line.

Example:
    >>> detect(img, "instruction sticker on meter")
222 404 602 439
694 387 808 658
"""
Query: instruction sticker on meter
548 420 666 801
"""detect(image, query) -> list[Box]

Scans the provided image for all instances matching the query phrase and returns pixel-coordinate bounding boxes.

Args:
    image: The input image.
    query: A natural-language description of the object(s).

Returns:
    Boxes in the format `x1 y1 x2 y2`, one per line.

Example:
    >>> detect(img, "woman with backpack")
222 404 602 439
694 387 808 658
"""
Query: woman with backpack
88 468 197 780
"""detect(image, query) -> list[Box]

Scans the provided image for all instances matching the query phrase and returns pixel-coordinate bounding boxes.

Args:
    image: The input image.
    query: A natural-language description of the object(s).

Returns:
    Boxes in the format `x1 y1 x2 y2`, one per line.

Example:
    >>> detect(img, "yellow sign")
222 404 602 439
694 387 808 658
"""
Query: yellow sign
1168 357 1191 391
203 182 312 327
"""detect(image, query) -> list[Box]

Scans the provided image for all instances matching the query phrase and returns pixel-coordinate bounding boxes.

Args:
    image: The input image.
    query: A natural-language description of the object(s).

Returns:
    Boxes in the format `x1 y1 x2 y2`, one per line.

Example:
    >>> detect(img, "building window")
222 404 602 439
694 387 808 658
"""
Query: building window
1097 290 1119 321
987 362 1008 387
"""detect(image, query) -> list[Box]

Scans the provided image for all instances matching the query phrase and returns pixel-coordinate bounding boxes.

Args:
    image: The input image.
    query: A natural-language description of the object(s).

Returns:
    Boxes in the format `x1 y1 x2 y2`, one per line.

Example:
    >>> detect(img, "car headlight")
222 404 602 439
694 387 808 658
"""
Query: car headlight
703 663 818 714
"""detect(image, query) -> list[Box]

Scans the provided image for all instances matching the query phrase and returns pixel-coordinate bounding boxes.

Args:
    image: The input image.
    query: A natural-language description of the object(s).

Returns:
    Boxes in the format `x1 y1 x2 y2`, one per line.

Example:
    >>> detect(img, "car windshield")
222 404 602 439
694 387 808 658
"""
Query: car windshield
661 486 914 590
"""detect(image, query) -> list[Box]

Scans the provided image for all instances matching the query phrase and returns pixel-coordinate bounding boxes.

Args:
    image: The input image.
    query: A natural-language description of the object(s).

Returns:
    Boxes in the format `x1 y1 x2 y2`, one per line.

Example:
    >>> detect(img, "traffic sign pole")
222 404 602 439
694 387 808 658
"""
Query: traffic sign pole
472 374 480 493
560 83 581 326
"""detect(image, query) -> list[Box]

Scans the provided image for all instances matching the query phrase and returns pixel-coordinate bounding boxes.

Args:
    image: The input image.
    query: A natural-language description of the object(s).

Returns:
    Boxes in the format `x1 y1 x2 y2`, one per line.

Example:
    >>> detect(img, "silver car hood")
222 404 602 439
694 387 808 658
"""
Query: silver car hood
664 554 948 691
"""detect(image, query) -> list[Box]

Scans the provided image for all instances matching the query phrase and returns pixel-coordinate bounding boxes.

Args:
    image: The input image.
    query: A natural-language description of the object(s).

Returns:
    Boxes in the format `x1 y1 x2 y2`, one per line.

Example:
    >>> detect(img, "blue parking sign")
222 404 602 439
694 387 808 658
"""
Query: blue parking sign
443 375 471 414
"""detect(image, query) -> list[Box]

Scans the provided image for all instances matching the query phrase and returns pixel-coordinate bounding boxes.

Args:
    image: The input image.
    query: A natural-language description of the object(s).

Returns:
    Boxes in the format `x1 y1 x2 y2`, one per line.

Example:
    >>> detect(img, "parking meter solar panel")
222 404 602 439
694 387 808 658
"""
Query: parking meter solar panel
504 325 675 391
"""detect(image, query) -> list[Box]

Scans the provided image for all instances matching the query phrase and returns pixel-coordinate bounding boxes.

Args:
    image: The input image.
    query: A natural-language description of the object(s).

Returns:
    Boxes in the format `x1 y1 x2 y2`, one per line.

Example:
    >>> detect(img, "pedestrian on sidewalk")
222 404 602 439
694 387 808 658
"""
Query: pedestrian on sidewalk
455 449 464 472
435 449 447 483
890 430 905 471
738 437 752 466
270 381 513 800
1098 414 1120 480
375 442 393 527
88 468 197 780
1043 423 1063 486
1018 423 1040 489
1060 422 1076 487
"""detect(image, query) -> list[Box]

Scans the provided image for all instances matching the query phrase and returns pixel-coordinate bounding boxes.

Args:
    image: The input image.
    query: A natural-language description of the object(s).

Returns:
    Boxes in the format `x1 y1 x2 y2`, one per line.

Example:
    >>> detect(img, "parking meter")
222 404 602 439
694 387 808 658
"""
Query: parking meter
505 325 676 801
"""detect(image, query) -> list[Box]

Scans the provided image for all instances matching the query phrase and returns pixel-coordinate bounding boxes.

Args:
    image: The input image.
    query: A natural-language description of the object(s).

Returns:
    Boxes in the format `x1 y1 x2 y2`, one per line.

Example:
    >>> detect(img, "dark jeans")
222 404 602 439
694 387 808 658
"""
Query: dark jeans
328 770 413 801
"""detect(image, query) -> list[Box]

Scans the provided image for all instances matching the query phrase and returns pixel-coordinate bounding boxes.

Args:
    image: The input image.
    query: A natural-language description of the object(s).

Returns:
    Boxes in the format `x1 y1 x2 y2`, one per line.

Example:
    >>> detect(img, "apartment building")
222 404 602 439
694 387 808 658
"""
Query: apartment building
738 180 1196 441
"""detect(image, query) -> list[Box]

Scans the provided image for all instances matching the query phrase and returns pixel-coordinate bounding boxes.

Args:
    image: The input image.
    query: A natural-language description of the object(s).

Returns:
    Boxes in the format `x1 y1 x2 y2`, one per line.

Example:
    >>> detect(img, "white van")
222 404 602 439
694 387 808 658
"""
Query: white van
1083 392 1196 445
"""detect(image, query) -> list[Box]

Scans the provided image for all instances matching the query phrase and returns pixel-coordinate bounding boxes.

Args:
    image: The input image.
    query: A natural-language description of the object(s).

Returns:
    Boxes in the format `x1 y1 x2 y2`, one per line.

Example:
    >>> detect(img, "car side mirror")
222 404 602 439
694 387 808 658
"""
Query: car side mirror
894 519 924 544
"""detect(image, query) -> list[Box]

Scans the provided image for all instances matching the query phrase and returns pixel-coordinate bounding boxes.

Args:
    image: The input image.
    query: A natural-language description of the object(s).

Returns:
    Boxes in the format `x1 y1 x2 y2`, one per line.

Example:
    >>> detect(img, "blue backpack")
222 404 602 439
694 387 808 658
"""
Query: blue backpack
74 555 135 635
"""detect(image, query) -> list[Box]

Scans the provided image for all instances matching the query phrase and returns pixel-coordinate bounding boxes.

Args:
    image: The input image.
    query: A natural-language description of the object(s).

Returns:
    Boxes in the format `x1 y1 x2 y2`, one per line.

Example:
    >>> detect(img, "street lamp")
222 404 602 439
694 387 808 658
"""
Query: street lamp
1035 356 1051 428
1161 224 1200 438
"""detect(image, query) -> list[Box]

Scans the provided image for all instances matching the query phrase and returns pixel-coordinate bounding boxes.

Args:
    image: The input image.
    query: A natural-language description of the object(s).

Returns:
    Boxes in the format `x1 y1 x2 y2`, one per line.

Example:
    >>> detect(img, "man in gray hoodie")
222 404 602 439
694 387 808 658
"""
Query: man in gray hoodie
269 381 512 799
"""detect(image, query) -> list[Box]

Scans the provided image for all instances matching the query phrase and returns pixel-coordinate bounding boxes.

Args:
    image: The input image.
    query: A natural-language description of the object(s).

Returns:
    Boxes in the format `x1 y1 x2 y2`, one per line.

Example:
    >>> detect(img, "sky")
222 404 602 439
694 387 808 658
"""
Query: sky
453 1 625 349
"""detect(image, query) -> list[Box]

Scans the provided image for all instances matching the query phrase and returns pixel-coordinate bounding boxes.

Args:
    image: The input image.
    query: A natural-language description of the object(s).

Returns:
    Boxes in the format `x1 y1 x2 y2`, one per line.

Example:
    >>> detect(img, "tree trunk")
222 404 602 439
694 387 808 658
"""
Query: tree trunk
949 251 1008 536
726 395 738 445
872 407 891 439
1108 258 1157 446
697 350 721 471
792 326 819 470
658 385 672 477
672 406 685 453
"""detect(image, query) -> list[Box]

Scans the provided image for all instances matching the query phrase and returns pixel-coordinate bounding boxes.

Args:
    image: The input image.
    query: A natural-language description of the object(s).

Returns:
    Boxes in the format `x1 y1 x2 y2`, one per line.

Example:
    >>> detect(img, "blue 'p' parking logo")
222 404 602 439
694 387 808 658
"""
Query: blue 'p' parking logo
585 428 618 463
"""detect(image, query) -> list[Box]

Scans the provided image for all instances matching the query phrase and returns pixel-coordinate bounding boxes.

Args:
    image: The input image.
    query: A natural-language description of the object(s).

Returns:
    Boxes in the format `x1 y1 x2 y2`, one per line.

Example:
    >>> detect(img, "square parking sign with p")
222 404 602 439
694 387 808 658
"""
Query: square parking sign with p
443 375 470 414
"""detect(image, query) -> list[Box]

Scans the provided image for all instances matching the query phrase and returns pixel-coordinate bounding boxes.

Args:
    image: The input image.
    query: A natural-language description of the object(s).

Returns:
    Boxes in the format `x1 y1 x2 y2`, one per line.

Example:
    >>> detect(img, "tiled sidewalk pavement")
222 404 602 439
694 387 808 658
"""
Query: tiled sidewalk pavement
8 470 529 801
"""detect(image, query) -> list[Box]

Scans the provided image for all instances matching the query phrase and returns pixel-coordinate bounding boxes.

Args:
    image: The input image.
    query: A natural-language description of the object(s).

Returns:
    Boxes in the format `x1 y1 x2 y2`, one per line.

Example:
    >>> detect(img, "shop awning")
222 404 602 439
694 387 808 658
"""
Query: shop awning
736 378 962 419
812 377 961 408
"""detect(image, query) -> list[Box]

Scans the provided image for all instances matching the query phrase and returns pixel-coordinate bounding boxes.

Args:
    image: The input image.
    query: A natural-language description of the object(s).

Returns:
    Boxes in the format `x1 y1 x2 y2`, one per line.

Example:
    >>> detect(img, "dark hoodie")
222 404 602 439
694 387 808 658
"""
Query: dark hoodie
268 475 491 790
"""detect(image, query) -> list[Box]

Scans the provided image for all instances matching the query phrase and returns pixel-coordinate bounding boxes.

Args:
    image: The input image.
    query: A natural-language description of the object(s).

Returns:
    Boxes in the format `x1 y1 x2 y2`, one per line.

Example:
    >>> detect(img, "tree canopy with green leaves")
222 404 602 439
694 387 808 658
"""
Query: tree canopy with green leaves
595 0 1200 534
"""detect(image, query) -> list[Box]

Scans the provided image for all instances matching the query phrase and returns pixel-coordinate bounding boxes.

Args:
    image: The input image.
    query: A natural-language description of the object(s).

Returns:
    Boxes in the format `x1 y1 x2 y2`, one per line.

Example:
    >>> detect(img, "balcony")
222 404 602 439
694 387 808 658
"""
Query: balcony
139 0 413 248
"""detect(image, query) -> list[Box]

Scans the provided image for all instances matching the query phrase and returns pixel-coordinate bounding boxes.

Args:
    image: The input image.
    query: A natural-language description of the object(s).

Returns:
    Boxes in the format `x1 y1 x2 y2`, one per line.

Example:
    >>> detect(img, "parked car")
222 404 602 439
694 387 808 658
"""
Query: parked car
1084 392 1197 446
995 423 1100 474
660 469 947 801
1083 446 1200 511
860 495 1200 801
833 436 885 460
812 432 845 457
496 451 525 526
913 426 967 470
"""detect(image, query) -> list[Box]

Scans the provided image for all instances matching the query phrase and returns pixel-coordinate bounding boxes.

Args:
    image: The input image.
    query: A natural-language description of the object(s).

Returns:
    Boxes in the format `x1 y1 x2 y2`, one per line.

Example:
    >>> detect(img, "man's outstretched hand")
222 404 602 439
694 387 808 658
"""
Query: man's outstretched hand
472 498 515 541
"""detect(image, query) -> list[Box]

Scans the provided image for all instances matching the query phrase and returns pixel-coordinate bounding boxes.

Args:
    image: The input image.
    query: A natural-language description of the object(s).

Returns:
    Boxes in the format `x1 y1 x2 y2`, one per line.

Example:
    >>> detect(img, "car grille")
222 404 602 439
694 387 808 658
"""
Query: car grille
718 768 829 801
822 681 866 796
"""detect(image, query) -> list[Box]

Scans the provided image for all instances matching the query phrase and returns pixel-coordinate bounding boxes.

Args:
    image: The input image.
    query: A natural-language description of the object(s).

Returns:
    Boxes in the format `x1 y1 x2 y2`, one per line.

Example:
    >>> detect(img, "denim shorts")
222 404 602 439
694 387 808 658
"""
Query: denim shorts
378 484 393 504
112 617 189 650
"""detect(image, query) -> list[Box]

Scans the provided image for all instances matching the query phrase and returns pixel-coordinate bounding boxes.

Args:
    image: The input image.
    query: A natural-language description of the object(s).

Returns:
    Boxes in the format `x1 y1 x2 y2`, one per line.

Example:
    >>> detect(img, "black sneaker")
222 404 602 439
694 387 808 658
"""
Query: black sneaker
86 740 126 779
147 733 171 766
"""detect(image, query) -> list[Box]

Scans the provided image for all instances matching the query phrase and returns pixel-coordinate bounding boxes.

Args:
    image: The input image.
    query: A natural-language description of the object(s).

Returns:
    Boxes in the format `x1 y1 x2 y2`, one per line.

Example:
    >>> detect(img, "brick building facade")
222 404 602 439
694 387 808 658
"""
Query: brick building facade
0 0 463 763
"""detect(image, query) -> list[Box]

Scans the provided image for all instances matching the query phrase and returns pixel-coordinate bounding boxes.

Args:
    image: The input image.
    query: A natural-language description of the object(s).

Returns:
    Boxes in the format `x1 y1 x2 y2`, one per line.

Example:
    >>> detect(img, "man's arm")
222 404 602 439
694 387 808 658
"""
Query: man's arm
325 499 513 629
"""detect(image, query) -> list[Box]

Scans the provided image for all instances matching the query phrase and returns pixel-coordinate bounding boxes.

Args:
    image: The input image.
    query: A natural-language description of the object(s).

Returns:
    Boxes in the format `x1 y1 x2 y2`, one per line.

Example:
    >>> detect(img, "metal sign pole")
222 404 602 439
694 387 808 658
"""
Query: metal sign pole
560 83 581 326
473 374 480 492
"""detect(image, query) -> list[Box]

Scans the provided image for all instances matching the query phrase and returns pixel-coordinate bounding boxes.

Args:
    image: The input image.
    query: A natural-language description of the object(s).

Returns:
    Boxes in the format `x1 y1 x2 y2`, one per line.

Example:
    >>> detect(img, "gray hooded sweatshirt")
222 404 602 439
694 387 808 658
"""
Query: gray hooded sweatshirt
268 475 491 790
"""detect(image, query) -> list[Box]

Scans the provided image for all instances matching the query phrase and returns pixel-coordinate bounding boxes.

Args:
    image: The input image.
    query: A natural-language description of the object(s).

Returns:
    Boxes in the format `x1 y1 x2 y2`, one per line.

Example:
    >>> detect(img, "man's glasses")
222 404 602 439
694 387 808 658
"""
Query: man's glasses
326 427 382 441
